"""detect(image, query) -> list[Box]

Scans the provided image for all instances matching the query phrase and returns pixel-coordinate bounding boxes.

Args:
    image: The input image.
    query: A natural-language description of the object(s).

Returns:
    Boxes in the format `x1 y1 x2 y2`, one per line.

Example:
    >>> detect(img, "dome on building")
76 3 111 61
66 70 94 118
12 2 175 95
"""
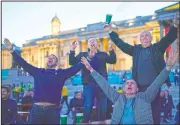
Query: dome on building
51 14 61 23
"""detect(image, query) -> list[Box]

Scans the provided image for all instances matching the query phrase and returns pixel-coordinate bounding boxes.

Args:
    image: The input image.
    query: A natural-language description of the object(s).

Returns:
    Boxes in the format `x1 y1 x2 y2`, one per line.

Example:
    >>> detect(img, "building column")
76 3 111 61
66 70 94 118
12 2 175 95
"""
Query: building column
98 38 103 51
96 38 100 50
42 48 44 68
38 47 41 68
164 25 171 58
28 50 30 63
102 37 109 52
81 40 87 52
55 43 60 68
79 41 82 52
48 45 51 56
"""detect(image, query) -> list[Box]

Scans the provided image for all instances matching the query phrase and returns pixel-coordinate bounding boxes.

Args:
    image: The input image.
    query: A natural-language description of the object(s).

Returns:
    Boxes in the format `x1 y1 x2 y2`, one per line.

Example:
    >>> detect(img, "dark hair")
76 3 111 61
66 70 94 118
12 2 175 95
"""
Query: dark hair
50 54 58 62
75 91 81 95
2 85 10 93
123 79 138 88
164 90 169 93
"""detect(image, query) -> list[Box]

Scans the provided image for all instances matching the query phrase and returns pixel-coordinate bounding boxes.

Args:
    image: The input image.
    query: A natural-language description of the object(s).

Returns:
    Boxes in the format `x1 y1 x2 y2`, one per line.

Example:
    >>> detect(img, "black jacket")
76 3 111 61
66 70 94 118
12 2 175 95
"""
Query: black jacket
69 98 84 110
109 26 177 87
2 98 17 124
69 50 116 84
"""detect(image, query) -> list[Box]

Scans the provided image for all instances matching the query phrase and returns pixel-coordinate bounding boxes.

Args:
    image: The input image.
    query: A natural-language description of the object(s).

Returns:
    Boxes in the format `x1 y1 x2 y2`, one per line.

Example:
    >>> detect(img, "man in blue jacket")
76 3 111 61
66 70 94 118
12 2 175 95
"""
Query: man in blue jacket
69 38 116 123
2 85 17 124
104 12 179 124
4 38 84 124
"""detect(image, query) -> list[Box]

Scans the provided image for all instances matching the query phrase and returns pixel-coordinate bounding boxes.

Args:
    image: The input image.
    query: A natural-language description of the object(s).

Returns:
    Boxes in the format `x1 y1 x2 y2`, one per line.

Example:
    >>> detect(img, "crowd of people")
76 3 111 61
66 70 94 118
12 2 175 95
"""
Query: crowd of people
2 11 179 125
11 82 33 102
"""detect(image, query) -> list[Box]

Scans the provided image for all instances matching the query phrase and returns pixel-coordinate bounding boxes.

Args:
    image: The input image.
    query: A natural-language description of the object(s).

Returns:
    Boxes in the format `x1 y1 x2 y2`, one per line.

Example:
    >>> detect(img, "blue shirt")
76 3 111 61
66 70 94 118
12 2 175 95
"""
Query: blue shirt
12 51 84 105
120 97 135 124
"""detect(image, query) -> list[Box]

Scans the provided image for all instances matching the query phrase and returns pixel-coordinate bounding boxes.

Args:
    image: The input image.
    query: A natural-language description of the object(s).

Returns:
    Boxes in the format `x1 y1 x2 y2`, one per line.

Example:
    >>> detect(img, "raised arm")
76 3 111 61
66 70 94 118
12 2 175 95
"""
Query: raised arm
69 41 82 65
69 51 82 65
143 48 178 103
81 57 120 104
61 62 84 80
104 24 134 56
155 26 177 53
4 38 39 76
106 50 116 64
155 12 179 53
106 40 117 64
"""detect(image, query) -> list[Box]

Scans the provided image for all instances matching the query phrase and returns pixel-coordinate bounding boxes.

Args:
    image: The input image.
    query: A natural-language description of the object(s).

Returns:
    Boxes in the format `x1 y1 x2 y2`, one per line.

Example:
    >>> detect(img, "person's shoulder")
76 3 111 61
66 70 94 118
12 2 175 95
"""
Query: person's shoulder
9 98 17 104
71 98 75 101
98 51 106 54
80 52 88 55
136 92 147 101
134 44 141 48
38 68 46 73
96 51 107 56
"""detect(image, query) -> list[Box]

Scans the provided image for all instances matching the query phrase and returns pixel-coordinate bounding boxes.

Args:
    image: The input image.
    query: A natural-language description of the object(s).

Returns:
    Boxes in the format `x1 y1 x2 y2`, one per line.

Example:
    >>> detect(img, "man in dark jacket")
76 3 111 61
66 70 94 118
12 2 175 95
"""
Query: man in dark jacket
104 12 179 124
174 69 179 86
69 38 116 122
2 85 17 124
164 90 174 121
69 91 84 124
4 38 85 124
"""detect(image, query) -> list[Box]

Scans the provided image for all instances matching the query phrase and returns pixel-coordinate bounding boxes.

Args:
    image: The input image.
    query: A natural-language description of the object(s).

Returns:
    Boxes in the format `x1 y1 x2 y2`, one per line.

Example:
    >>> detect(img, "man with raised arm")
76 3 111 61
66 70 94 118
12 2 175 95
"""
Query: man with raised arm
3 38 84 124
69 38 116 123
81 47 178 124
104 12 179 124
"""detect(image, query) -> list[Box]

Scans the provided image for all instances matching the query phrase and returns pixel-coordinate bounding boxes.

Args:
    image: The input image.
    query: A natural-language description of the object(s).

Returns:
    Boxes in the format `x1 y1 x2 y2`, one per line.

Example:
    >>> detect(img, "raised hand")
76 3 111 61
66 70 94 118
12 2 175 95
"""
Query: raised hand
166 48 178 71
4 38 13 51
103 23 112 31
81 57 93 71
71 40 78 51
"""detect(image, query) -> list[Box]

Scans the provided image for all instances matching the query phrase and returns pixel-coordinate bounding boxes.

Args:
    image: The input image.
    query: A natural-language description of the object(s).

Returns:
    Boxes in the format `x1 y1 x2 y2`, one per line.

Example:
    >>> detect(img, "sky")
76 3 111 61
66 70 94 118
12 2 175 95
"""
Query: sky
2 2 176 47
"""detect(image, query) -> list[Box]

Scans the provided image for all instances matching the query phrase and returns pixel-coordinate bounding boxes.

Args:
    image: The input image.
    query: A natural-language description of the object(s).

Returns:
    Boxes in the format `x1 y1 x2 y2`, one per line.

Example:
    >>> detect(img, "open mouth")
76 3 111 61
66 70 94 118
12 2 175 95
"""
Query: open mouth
143 38 149 42
144 41 149 43
127 87 132 90
48 60 53 63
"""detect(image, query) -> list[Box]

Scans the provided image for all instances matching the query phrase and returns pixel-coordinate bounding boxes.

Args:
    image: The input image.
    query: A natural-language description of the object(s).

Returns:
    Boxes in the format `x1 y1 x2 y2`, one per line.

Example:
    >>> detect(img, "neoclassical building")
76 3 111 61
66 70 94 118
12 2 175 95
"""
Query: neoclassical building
1 44 21 69
2 2 179 70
